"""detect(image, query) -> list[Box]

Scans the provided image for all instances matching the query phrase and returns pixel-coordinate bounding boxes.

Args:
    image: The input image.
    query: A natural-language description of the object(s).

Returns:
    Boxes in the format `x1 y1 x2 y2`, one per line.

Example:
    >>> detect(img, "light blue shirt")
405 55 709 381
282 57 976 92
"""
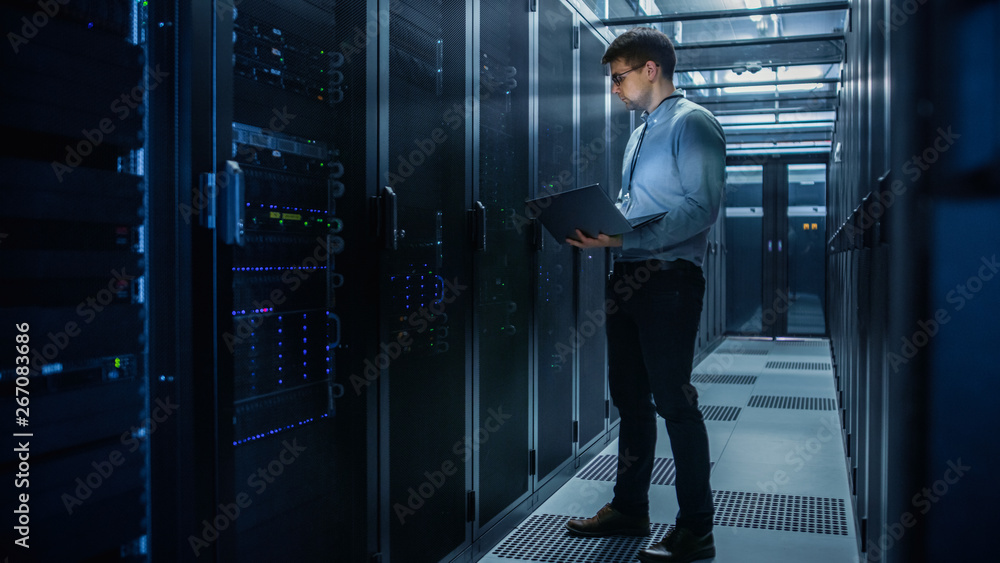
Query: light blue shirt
615 90 726 267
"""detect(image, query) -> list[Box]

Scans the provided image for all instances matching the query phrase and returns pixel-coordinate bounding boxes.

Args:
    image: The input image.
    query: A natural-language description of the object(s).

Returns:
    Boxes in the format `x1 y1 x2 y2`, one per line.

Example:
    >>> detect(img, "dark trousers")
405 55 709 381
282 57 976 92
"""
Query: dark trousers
606 260 714 535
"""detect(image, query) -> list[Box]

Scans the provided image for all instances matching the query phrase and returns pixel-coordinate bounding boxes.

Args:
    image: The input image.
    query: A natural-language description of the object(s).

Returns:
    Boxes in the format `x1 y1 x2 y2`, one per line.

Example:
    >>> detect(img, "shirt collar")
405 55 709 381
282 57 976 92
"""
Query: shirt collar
640 89 685 126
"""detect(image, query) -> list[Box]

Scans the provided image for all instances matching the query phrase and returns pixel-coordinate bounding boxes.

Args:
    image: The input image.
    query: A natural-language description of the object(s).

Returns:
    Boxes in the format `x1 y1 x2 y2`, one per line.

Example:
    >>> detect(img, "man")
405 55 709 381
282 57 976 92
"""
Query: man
565 27 726 563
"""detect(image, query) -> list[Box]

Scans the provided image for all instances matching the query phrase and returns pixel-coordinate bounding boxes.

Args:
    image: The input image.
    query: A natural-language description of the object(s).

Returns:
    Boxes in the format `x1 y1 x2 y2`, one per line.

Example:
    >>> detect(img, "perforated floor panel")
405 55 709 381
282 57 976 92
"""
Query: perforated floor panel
576 455 716 486
692 373 758 385
712 490 849 535
492 492 848 560
764 361 832 371
490 514 674 562
715 348 770 355
748 395 837 410
774 340 829 347
701 405 742 421
485 338 857 563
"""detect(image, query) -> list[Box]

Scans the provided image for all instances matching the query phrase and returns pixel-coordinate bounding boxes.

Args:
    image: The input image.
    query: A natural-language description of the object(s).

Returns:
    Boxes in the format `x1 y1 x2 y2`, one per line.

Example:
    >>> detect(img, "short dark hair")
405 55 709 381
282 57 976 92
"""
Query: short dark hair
601 27 676 78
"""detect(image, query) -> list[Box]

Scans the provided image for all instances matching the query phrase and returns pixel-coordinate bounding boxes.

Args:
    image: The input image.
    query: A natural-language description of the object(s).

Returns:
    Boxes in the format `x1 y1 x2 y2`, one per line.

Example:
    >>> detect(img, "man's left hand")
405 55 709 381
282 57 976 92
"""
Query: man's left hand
566 230 623 248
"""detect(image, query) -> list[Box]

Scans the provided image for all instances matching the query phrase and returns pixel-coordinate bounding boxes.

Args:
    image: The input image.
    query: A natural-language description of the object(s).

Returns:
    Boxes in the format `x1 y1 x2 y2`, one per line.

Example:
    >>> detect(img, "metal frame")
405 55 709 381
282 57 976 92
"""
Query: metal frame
681 77 840 91
602 1 850 26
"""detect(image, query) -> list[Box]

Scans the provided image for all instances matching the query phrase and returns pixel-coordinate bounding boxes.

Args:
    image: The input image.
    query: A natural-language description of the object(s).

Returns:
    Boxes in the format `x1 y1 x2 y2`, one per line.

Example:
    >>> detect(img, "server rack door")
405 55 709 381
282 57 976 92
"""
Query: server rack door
576 22 609 449
606 85 632 427
535 0 577 483
380 0 472 560
213 1 367 560
724 165 765 334
474 0 533 532
0 1 149 560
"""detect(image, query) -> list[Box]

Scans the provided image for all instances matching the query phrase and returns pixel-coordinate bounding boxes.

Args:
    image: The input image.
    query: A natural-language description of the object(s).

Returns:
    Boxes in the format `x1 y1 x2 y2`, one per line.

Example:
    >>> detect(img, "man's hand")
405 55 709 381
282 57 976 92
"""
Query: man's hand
566 230 623 248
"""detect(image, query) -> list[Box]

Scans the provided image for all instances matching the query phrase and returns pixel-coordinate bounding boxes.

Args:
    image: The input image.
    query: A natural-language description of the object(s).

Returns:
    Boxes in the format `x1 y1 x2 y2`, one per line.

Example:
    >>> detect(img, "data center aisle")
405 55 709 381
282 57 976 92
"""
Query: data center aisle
480 337 859 563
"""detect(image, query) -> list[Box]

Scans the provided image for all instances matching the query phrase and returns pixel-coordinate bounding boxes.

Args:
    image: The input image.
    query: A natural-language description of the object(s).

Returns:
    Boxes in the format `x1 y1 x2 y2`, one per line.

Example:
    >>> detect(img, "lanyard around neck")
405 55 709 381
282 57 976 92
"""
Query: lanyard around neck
626 122 648 195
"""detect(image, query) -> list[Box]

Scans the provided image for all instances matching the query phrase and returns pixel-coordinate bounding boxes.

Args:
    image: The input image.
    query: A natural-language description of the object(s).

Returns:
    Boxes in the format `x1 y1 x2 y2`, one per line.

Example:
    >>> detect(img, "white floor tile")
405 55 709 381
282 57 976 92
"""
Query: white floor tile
479 337 859 563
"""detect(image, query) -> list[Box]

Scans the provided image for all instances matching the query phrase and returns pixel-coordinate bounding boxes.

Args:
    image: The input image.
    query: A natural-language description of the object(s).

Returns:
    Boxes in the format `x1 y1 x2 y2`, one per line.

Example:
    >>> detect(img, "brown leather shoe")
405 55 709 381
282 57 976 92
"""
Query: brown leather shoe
637 527 715 562
565 503 650 537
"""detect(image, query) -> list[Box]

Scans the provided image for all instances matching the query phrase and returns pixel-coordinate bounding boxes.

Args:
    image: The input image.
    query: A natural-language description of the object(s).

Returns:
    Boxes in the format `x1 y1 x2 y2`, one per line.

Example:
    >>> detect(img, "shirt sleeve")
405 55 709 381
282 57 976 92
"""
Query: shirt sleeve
621 109 726 253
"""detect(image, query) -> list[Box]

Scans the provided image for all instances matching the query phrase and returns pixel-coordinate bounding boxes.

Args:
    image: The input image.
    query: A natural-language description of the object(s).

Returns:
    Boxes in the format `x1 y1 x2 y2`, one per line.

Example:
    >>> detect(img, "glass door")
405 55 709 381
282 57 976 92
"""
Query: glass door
219 1 366 560
380 1 472 560
724 165 765 333
474 0 532 533
785 163 827 335
724 159 828 337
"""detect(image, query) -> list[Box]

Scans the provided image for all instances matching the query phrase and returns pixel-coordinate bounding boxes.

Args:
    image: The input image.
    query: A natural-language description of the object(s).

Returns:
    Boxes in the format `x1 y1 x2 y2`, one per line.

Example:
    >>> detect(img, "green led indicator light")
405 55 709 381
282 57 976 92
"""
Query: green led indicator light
304 221 309 227
279 220 284 225
114 357 121 368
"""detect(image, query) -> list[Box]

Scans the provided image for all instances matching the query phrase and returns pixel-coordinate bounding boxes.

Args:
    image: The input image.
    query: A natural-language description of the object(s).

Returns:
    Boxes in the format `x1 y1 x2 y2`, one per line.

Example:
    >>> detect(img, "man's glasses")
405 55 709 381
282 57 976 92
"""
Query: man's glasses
611 64 644 87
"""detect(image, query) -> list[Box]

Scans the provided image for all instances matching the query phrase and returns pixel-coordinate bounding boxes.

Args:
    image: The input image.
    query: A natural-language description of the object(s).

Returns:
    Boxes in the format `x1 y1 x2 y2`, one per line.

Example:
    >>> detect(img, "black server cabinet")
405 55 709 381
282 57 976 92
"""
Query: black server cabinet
606 79 632 427
474 0 533 533
576 22 609 449
378 0 473 561
196 0 370 561
534 0 577 483
0 0 149 560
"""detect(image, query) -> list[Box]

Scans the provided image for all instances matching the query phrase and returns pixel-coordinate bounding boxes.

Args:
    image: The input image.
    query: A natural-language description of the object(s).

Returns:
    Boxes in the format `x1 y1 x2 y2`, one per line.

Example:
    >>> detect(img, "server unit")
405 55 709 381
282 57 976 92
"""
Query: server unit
1 0 149 560
144 0 371 560
222 1 364 560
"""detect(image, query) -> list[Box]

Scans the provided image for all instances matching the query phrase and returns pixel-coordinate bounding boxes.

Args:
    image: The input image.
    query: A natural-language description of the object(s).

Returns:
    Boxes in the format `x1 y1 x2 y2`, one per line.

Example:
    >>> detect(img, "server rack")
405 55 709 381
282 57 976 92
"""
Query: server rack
223 1 366 560
1 0 150 560
576 20 611 452
0 1 730 560
150 0 372 561
533 0 577 486
473 0 533 537
830 1 1000 561
377 0 474 561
